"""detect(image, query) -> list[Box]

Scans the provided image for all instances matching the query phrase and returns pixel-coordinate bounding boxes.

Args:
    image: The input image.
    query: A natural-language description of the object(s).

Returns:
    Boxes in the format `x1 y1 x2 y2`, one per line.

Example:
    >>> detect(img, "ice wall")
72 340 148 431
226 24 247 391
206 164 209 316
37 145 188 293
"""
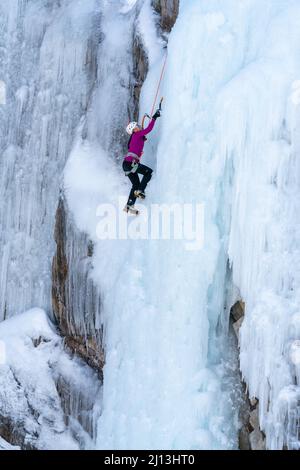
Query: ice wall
2 0 298 451
0 0 144 449
56 0 144 367
0 308 101 449
155 0 300 449
92 0 299 449
64 0 240 450
221 3 300 451
0 0 101 320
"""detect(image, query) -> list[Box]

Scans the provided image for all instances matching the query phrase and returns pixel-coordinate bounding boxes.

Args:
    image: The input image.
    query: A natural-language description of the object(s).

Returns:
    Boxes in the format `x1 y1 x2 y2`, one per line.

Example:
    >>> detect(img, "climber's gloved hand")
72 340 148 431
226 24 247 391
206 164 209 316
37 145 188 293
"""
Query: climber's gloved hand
152 109 161 120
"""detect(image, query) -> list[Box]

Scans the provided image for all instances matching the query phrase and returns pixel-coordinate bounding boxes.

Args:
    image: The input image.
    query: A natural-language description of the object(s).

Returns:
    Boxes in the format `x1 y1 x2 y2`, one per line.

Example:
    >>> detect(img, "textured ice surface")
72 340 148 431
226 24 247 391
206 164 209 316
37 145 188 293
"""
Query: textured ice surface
66 0 241 450
0 436 20 450
0 0 100 319
0 308 101 450
82 0 299 449
150 0 300 449
1 0 299 451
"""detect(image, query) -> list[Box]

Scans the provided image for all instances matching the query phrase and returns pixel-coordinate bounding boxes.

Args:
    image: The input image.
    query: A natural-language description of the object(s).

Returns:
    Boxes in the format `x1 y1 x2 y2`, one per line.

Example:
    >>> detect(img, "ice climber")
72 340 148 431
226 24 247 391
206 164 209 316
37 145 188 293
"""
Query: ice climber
123 107 161 215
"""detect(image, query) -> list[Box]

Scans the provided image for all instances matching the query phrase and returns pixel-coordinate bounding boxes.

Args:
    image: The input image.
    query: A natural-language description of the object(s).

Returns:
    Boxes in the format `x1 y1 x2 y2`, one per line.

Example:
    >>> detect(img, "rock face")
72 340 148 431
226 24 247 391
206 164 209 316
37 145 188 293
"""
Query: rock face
0 309 101 450
0 436 19 450
231 300 245 339
0 0 102 322
230 301 266 450
51 1 152 381
49 0 178 446
152 0 179 32
0 416 29 450
51 2 155 378
132 34 149 121
238 393 266 451
52 197 104 378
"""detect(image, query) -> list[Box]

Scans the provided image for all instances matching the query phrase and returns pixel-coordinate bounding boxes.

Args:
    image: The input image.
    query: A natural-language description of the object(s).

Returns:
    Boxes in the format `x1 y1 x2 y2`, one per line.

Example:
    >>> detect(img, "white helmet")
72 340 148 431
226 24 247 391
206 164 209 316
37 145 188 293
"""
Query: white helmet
126 121 138 135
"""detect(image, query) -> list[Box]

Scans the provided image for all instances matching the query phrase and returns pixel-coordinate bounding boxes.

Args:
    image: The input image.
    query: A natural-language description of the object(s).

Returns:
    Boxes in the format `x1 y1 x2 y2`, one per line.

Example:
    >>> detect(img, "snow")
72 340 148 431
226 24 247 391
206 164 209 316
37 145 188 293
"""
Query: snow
0 308 101 450
64 139 125 238
64 0 240 450
151 0 300 450
0 0 299 451
210 0 300 450
0 81 6 105
120 0 139 14
0 436 20 451
63 0 300 450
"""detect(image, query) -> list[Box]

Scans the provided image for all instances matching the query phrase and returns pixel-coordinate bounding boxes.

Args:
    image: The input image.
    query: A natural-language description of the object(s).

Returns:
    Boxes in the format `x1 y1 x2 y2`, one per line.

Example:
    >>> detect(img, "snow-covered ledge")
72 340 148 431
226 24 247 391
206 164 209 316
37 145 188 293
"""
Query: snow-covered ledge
0 309 101 449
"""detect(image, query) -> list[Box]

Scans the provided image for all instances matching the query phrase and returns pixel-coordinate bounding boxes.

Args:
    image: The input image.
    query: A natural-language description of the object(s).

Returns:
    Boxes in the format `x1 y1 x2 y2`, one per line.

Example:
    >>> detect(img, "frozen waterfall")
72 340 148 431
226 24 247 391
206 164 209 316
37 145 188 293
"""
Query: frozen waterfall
0 0 299 451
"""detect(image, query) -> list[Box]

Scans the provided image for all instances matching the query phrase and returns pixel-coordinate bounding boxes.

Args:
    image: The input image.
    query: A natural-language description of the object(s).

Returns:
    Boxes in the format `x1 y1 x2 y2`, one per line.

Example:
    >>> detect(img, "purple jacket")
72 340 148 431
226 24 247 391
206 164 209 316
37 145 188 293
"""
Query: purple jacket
124 118 156 162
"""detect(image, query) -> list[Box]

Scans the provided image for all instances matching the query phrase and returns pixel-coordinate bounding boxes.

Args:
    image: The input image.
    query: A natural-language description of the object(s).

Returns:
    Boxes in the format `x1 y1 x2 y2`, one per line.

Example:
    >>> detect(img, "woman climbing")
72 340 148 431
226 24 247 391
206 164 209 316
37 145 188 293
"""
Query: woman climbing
123 107 161 215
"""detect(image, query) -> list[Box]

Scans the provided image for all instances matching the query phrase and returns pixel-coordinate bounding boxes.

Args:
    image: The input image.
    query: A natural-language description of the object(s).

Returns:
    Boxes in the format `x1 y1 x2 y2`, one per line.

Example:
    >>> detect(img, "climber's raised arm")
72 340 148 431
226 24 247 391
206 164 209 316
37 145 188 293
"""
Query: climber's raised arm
138 109 161 136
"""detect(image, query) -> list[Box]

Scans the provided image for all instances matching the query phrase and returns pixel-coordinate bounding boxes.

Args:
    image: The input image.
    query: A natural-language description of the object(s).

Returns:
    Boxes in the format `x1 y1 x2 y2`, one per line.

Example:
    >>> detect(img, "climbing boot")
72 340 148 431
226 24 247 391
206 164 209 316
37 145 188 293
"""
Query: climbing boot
134 190 146 200
124 204 139 215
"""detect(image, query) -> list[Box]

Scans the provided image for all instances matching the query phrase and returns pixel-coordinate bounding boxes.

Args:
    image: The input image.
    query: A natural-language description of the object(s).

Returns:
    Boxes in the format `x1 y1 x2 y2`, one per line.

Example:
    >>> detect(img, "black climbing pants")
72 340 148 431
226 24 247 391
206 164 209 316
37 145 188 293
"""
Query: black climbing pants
123 161 153 206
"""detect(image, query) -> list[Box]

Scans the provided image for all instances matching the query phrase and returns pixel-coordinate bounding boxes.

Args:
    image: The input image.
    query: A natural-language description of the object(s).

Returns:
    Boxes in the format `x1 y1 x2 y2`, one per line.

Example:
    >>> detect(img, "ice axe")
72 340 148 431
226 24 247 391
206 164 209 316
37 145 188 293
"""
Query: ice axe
142 97 164 129
158 97 163 112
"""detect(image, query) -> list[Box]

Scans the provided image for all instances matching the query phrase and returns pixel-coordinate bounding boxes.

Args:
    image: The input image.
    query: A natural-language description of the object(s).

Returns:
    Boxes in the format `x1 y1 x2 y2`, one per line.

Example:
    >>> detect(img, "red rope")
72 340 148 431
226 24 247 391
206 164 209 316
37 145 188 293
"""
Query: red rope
131 53 168 129
150 53 168 117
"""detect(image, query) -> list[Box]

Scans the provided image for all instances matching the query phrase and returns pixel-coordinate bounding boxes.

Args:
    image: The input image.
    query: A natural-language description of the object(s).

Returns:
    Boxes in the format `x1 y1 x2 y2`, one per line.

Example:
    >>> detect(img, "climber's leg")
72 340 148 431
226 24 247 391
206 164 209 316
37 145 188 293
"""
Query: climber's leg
127 172 140 206
136 164 153 192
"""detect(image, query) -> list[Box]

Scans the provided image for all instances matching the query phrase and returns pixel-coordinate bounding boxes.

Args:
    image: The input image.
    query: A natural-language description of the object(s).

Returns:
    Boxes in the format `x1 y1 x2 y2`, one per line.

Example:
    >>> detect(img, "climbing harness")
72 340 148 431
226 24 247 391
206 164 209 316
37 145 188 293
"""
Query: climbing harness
124 162 139 176
124 156 139 176
127 152 140 161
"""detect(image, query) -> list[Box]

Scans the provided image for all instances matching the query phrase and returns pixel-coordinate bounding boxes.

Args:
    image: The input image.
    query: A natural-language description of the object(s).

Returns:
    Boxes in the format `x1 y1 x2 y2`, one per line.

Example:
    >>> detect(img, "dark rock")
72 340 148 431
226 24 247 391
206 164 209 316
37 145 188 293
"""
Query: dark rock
233 316 244 339
238 385 266 450
0 416 36 450
63 335 104 380
132 34 149 121
249 426 266 450
250 397 259 409
231 300 245 322
152 0 179 33
230 300 245 340
239 426 251 450
52 196 104 379
228 297 266 450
